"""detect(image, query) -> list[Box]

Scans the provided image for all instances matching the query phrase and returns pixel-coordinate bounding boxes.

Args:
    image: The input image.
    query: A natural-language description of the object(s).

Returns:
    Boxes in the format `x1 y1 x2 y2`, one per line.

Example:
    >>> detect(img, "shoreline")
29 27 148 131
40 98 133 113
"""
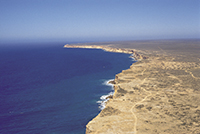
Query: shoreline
64 44 140 111
64 39 200 134
97 79 115 110
64 44 147 61
64 44 142 130
64 44 146 133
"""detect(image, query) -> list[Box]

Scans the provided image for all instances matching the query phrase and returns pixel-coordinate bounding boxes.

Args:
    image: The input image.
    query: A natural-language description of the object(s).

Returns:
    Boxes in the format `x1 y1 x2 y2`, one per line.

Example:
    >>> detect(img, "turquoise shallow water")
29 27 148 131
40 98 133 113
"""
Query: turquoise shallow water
0 43 134 134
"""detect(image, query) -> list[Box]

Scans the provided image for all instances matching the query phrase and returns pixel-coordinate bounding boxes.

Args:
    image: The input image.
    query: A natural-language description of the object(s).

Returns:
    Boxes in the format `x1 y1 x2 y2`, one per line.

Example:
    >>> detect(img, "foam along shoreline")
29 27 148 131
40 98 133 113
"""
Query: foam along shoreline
97 79 115 110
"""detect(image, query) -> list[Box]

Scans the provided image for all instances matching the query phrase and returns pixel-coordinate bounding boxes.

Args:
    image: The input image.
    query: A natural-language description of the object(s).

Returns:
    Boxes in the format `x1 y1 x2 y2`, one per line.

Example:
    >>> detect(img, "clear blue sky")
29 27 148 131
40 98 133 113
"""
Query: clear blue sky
0 0 199 43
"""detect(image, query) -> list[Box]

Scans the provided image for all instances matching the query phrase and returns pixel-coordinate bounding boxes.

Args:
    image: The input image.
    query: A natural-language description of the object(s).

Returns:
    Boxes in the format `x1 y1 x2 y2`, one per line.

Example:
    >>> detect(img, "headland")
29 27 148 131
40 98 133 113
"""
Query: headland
64 39 200 134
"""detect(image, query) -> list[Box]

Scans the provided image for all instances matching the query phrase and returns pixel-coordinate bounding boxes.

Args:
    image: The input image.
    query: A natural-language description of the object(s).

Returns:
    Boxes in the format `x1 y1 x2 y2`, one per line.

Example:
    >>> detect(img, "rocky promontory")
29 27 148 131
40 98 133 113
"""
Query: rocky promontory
64 44 147 60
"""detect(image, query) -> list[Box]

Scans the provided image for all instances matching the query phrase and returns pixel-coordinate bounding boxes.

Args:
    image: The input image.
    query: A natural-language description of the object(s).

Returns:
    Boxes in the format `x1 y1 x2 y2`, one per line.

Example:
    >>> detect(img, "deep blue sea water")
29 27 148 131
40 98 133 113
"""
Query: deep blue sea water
0 43 134 134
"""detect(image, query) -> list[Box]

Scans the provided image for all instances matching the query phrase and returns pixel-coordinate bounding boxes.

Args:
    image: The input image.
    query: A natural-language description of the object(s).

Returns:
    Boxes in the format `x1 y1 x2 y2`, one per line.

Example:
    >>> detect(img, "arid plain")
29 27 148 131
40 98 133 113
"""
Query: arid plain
64 39 200 134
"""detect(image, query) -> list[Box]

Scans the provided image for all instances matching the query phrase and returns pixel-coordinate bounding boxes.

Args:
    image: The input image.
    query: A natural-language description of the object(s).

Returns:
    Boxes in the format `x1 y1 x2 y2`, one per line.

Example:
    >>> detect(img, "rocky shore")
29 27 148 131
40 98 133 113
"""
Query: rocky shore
64 39 200 134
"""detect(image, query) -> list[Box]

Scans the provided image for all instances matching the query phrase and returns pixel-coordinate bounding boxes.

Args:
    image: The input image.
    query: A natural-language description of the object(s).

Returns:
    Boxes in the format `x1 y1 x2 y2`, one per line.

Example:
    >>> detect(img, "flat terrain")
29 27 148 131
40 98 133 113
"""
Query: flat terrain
68 39 200 134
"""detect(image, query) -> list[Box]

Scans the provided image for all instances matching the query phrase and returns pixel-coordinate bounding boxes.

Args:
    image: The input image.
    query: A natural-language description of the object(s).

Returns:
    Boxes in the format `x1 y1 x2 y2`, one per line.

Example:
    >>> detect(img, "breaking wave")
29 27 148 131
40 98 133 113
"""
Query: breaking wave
97 79 115 110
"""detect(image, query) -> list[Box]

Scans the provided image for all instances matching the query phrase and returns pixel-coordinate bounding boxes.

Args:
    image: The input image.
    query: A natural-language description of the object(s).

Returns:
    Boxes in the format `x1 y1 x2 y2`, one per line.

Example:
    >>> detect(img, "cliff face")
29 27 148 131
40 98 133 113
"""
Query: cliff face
64 42 200 134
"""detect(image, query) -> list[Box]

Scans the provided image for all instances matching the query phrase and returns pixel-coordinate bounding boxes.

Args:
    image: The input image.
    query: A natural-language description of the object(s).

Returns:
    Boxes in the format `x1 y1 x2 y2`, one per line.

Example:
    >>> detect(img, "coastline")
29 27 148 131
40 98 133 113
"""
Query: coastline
64 39 200 134
64 44 141 111
97 79 115 110
64 44 147 61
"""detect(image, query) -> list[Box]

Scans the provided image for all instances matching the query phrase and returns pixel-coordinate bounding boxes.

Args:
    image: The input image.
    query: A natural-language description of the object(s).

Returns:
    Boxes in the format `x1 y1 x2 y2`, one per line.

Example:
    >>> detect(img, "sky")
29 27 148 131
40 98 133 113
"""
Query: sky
0 0 200 43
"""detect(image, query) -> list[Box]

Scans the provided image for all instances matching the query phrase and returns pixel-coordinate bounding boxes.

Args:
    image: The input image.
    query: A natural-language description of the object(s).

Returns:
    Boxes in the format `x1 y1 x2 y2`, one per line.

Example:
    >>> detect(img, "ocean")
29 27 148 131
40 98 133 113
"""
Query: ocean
0 43 134 134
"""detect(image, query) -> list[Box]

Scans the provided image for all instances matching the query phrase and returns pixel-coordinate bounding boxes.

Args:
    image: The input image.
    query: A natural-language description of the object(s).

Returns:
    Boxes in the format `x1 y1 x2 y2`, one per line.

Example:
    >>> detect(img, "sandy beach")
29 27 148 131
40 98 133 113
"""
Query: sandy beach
64 39 200 134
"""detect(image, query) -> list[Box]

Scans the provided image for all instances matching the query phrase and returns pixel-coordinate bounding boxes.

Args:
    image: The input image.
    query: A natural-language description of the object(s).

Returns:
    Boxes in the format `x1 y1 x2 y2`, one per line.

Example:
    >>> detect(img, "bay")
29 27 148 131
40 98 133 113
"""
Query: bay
0 43 134 134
